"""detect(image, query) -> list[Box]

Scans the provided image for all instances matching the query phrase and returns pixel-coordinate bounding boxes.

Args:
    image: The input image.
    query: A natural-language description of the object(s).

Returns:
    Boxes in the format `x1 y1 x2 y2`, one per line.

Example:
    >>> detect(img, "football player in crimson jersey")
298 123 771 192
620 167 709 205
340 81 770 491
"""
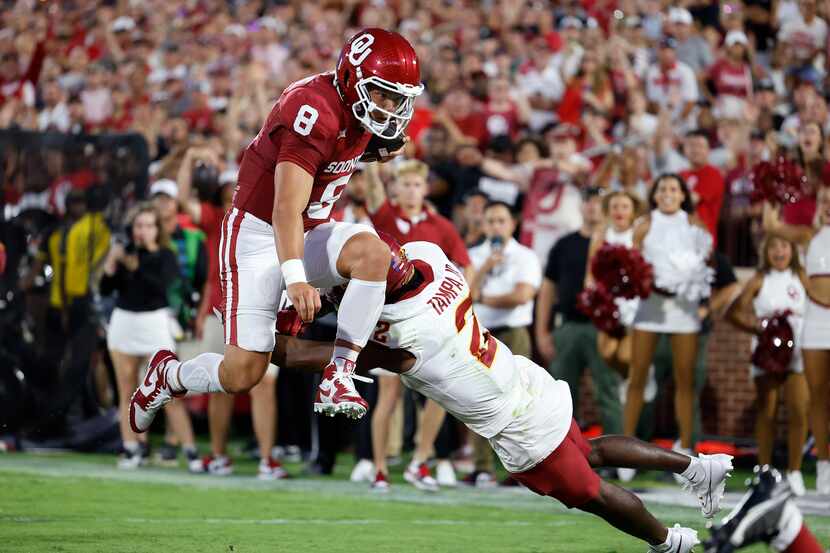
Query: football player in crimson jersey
128 29 424 433
273 233 733 553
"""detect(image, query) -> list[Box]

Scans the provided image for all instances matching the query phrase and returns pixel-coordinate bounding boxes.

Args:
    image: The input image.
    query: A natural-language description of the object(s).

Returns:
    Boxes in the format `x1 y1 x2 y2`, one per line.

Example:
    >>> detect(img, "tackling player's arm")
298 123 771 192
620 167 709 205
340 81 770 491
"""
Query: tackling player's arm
273 334 414 374
273 161 321 322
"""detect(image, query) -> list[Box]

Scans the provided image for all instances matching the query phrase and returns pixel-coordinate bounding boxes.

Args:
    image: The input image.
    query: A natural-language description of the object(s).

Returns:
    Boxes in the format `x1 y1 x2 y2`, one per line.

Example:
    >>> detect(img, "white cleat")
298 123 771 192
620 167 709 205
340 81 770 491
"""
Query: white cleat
350 459 376 483
683 453 733 519
648 524 699 553
436 460 457 487
786 470 806 497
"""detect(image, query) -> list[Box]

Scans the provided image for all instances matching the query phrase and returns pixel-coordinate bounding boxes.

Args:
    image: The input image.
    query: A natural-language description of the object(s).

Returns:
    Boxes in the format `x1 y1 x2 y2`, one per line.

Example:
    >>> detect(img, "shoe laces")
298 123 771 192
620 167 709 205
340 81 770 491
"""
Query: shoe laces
332 357 373 384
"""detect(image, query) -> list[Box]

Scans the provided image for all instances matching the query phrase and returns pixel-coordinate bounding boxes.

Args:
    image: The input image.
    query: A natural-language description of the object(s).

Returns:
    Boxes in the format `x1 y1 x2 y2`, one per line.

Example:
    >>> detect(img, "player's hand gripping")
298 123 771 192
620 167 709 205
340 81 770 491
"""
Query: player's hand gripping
287 282 321 323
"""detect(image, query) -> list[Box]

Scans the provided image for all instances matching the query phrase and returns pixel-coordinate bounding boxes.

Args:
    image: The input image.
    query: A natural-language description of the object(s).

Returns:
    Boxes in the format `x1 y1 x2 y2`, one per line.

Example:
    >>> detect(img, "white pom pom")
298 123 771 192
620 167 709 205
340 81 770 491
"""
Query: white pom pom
652 227 715 302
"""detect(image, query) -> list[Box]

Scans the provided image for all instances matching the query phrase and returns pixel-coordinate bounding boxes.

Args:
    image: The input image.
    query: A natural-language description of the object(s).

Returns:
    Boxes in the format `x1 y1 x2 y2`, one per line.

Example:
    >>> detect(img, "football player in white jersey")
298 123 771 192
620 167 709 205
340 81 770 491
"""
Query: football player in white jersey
275 232 733 553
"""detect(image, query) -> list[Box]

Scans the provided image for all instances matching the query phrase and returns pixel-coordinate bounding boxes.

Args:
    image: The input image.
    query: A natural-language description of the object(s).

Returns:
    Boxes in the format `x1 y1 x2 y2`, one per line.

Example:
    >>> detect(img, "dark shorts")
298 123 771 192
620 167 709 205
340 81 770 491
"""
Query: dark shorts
510 419 601 508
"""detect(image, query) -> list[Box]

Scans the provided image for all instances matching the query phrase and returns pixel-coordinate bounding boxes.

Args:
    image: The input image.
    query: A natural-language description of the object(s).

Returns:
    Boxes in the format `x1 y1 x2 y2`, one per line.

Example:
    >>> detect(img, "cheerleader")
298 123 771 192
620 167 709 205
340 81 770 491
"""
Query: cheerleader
625 174 713 456
726 236 808 496
585 190 642 372
763 186 830 494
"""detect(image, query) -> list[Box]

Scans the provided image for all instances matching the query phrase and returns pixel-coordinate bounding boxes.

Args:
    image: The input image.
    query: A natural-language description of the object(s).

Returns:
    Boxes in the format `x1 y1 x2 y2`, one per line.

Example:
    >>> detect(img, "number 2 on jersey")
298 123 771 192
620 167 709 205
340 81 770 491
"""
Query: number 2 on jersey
455 296 497 368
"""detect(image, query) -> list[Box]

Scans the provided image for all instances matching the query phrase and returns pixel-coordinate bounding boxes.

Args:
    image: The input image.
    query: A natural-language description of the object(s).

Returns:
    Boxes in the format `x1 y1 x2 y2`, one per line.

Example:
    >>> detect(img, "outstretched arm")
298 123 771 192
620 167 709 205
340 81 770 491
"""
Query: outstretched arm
273 334 414 374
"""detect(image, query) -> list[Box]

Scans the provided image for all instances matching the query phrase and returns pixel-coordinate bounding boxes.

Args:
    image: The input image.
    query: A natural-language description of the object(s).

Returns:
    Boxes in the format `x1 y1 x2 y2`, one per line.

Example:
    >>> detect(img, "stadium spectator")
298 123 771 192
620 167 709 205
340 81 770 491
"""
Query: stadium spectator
668 8 714 74
534 187 623 439
645 37 699 129
20 188 109 426
680 130 727 244
467 200 541 484
100 203 198 471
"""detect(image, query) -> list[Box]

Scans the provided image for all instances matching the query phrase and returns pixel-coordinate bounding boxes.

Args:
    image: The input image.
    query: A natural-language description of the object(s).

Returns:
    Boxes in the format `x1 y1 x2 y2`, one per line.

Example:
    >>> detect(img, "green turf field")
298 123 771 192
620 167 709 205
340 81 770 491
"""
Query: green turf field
1 452 828 553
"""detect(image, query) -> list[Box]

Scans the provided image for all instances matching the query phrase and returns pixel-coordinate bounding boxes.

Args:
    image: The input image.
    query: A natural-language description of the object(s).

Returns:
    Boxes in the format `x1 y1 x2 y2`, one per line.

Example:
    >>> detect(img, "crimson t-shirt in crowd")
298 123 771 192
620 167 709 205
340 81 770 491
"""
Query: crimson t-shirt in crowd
452 111 489 149
708 59 753 98
369 200 471 268
680 164 725 246
783 196 817 226
483 104 521 141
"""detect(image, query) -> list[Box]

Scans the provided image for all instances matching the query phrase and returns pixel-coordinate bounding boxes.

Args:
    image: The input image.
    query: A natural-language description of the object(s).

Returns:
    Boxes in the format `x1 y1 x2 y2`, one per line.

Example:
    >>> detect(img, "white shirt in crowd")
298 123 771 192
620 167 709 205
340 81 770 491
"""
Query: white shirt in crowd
778 14 828 62
644 61 699 124
468 238 542 329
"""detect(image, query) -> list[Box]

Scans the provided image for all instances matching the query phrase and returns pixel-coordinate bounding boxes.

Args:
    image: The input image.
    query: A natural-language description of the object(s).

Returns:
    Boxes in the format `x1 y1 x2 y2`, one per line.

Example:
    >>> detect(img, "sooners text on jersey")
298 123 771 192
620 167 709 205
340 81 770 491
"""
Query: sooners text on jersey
233 72 371 230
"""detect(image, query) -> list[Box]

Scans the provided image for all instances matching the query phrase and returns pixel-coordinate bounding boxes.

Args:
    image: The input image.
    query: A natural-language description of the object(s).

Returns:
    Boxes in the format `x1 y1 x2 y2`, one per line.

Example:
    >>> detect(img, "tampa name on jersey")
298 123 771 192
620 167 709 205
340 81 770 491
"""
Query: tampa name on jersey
323 154 362 174
427 264 466 315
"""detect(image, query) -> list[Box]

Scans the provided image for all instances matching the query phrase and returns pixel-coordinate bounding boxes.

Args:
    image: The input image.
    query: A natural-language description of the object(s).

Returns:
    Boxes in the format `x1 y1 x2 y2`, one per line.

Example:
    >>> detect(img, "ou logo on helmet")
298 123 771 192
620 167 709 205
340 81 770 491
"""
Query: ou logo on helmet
348 33 375 66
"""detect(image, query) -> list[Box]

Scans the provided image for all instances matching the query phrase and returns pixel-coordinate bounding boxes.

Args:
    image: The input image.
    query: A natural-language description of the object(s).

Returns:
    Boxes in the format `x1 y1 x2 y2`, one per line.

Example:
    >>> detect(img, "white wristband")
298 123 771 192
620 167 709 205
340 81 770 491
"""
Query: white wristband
281 259 307 286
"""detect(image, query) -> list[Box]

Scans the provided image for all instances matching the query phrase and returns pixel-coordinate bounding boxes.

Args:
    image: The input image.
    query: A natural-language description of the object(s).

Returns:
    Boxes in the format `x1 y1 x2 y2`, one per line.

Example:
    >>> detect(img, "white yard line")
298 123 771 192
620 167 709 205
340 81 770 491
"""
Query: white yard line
2 456 828 520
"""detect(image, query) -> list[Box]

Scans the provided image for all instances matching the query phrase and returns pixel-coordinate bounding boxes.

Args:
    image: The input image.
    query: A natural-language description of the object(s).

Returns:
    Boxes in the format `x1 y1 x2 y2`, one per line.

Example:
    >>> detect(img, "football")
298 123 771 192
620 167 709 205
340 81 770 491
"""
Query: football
359 133 407 162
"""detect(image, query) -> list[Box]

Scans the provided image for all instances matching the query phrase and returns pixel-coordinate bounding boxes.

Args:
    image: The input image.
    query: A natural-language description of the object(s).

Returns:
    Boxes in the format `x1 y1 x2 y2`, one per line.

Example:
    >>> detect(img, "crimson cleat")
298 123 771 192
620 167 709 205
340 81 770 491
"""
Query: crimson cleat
129 350 183 433
313 357 371 419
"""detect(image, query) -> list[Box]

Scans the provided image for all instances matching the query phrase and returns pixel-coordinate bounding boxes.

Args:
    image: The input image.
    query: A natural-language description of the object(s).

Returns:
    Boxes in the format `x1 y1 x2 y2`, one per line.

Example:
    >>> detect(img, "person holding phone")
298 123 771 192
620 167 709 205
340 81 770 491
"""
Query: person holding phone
467 200 542 484
101 203 198 470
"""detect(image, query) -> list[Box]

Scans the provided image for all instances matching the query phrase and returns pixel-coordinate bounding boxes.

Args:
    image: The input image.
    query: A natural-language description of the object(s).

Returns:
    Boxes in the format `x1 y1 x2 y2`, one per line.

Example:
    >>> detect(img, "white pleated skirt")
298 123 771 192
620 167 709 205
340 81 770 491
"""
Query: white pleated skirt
107 307 176 356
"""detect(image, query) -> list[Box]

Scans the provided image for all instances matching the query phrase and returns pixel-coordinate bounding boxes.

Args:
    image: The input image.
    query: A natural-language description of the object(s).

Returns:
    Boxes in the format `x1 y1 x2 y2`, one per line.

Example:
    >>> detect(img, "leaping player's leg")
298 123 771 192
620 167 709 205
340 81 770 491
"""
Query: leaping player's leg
587 434 733 519
305 223 390 419
130 209 278 433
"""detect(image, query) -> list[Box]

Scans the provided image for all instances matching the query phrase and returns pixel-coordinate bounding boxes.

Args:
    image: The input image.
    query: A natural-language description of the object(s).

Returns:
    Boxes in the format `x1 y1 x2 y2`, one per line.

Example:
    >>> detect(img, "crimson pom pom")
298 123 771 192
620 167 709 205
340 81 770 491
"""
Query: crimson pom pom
276 306 307 337
577 286 625 338
591 244 654 300
751 310 795 375
0 242 5 276
750 157 809 205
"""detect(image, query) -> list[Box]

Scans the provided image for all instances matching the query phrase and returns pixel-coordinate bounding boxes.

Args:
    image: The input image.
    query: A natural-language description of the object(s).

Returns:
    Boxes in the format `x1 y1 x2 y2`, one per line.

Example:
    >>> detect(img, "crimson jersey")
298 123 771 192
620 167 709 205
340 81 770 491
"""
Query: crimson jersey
234 72 372 229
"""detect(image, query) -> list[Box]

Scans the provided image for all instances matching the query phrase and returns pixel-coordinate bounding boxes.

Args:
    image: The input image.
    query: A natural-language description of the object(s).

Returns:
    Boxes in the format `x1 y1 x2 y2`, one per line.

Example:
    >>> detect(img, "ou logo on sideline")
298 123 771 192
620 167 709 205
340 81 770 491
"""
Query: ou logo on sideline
348 33 375 66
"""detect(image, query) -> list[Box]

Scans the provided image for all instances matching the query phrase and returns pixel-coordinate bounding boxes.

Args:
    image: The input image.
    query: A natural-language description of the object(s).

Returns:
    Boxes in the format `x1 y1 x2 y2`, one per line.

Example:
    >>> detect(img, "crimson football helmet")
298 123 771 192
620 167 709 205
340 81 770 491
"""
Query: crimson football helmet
376 231 413 294
335 28 424 139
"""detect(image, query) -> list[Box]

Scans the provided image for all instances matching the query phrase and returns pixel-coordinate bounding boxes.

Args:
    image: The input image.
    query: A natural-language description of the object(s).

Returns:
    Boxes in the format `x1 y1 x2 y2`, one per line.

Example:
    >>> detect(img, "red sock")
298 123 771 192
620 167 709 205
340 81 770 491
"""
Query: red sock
783 525 824 553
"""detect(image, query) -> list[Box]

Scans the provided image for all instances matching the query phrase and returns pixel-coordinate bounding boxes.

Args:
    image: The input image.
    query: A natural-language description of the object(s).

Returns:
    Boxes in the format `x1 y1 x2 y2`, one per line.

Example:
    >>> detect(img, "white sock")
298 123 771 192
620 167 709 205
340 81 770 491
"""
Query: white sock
123 440 139 454
770 502 802 551
333 278 386 364
680 456 703 484
170 353 225 393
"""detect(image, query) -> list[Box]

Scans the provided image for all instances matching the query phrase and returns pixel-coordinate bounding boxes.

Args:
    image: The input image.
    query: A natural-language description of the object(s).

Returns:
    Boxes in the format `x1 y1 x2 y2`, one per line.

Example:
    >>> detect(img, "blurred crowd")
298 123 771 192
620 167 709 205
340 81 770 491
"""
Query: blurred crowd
1 0 830 492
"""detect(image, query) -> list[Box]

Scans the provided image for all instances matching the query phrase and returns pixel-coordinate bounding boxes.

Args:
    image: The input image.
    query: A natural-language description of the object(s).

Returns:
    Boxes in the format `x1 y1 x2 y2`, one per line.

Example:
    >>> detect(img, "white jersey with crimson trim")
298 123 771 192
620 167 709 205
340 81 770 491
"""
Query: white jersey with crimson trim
370 241 572 451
